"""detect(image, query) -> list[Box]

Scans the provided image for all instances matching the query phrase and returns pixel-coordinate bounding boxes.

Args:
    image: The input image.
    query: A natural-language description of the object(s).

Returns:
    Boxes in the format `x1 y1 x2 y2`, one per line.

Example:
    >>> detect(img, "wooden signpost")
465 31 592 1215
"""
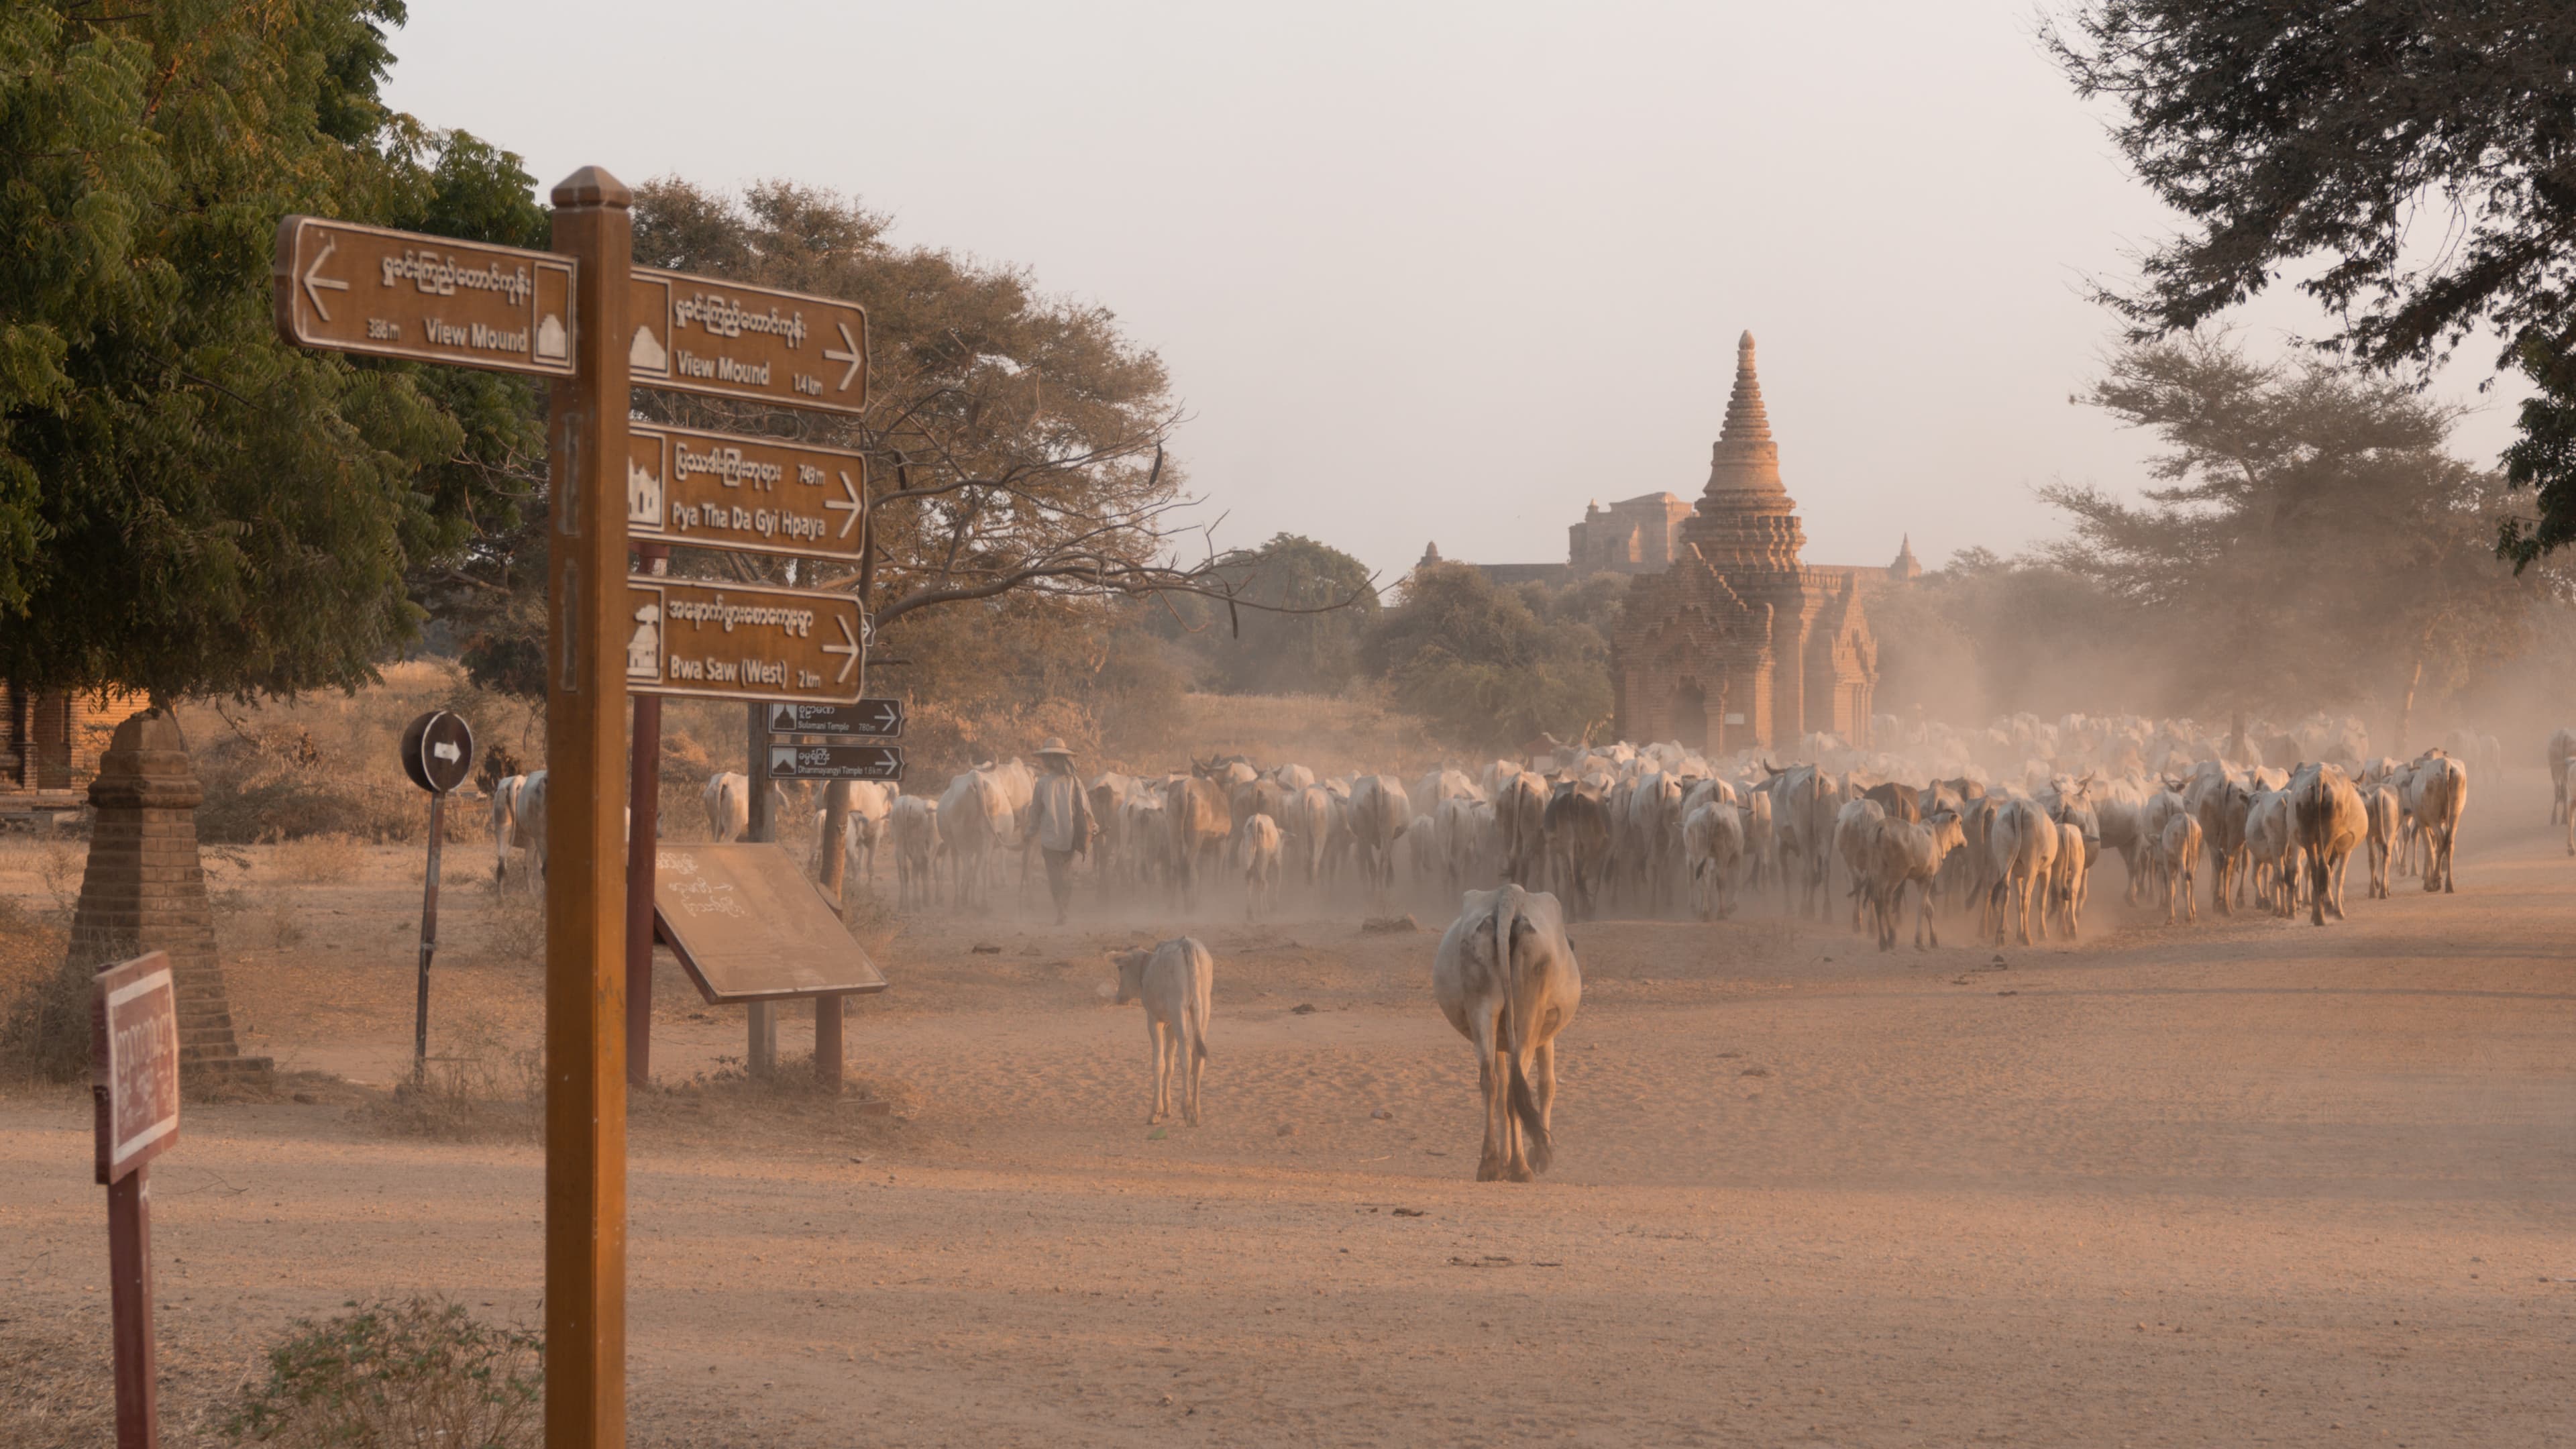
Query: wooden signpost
94 951 181 1448
275 165 878 1448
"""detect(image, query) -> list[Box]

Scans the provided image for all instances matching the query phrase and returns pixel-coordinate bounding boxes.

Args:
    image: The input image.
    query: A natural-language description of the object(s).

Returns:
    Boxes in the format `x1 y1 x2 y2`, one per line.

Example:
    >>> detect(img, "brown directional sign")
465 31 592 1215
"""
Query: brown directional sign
651 844 888 1002
628 268 867 415
93 952 180 1185
766 741 904 782
273 217 576 378
627 423 865 561
626 576 865 704
765 699 903 738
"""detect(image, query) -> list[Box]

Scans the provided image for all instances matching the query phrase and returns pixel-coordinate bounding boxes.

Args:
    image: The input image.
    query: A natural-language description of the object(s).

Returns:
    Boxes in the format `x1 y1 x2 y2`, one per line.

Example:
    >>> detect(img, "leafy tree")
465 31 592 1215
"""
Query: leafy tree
2043 3 2576 566
1159 533 1380 695
0 2 545 700
2039 338 2561 744
1362 562 1612 751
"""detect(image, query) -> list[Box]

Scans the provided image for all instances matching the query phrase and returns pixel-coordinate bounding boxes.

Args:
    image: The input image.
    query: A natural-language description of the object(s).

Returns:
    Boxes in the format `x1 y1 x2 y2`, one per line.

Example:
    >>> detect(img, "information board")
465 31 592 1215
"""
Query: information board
651 844 888 1003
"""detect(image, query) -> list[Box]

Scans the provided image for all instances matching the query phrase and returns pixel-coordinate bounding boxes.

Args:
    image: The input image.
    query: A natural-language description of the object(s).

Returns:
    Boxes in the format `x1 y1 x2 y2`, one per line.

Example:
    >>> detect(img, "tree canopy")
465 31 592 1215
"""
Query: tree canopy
2037 338 2557 740
0 1 546 700
2044 2 2576 567
1363 562 1612 751
1158 533 1380 696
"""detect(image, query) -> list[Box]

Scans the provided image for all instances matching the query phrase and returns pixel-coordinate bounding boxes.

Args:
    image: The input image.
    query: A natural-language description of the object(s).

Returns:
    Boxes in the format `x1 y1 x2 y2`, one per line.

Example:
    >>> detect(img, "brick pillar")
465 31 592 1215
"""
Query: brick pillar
67 708 270 1088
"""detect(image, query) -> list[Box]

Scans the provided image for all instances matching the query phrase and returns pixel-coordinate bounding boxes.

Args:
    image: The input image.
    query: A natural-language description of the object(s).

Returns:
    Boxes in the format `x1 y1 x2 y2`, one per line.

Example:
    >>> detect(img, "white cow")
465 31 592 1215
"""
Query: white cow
2413 754 2467 894
1111 938 1215 1126
2160 812 2202 924
1866 810 1967 952
938 769 1014 908
818 780 896 885
1682 801 1743 920
892 795 940 909
1432 885 1581 1182
488 773 531 882
1986 796 2058 946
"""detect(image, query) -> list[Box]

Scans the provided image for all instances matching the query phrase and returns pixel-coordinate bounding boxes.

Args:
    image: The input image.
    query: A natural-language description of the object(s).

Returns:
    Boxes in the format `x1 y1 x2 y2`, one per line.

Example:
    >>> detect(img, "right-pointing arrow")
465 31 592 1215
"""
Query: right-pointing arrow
824 470 863 538
822 322 862 392
302 234 350 322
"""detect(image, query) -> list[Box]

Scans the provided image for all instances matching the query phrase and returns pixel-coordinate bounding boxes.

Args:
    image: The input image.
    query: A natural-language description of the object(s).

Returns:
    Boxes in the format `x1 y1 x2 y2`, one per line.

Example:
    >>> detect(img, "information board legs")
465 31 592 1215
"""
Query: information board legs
542 167 633 1449
107 1166 156 1448
748 1002 777 1077
815 994 843 1092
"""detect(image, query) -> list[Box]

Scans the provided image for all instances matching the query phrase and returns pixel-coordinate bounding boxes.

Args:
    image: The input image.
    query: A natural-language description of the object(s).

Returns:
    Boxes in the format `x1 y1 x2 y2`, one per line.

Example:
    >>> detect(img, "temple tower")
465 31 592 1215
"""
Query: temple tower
1679 332 1807 572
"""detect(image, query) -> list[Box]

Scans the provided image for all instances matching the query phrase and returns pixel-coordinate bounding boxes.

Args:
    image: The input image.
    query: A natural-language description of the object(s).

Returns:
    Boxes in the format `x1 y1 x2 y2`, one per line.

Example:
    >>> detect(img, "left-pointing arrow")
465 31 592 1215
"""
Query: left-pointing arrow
824 470 863 538
823 322 862 392
302 235 350 321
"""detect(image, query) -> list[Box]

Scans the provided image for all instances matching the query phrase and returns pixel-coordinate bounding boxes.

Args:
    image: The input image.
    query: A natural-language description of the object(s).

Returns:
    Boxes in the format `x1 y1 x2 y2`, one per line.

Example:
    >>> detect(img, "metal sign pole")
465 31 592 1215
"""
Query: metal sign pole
542 166 633 1449
414 790 443 1081
744 704 777 1077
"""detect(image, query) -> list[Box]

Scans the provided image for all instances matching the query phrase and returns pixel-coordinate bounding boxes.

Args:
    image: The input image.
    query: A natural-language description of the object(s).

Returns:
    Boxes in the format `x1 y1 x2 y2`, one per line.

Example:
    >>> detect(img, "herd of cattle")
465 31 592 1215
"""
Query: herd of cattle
477 710 2532 951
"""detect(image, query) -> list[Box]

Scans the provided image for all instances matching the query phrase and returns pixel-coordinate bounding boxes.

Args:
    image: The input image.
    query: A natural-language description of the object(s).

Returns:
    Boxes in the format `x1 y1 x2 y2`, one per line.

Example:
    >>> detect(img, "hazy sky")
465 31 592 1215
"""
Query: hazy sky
382 1 2526 585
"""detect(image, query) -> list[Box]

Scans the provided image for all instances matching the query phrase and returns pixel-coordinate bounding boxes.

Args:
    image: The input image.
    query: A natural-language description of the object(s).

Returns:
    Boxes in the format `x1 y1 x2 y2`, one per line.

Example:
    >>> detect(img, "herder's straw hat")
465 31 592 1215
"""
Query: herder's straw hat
1036 738 1076 759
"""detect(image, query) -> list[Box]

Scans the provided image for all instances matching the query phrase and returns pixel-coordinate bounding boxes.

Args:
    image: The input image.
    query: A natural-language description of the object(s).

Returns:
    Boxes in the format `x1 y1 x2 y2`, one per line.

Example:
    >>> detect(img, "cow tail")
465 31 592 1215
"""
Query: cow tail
1495 888 1552 1173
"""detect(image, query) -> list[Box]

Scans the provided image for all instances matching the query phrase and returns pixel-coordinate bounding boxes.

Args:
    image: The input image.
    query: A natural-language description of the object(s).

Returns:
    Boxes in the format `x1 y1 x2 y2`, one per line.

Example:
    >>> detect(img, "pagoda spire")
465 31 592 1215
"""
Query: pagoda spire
1719 331 1772 444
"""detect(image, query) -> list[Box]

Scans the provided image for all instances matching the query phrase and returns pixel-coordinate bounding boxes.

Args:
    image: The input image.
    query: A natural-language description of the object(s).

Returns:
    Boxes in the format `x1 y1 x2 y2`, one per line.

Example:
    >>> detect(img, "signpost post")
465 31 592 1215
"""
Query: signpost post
93 950 180 1449
398 710 475 1081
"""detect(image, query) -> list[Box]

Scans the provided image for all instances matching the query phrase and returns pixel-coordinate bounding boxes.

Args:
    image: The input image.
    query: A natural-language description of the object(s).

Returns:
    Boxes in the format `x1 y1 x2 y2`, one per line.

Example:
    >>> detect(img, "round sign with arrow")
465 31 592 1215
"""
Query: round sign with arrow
399 710 476 795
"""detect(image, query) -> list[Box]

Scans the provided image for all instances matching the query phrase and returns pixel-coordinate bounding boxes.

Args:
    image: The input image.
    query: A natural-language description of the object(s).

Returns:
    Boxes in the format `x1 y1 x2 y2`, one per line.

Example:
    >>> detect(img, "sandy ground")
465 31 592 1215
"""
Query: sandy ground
3 780 2573 1446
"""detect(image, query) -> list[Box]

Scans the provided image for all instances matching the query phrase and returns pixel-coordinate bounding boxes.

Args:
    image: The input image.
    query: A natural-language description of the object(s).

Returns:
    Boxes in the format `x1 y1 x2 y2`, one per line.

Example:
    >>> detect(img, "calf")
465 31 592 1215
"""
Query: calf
1866 810 1967 951
892 795 940 910
1110 938 1215 1126
2362 783 2402 900
1238 812 1283 922
1433 885 1581 1181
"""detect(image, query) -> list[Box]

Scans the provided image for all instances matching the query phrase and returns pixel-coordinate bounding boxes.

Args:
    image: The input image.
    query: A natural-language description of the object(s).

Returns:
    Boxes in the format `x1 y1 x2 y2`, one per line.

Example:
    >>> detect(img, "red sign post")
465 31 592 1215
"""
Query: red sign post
93 950 180 1448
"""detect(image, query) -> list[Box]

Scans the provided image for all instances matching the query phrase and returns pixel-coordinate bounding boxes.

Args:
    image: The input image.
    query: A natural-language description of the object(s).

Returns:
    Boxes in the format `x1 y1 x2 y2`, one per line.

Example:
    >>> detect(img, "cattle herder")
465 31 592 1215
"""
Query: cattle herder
1025 738 1097 924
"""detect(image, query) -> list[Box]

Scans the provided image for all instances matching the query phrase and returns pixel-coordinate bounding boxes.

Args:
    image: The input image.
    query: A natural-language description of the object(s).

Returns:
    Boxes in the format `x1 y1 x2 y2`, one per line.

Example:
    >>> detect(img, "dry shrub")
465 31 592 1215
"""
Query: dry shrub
368 1028 543 1142
474 882 546 965
0 896 83 1086
35 835 82 920
222 1296 540 1448
268 832 367 884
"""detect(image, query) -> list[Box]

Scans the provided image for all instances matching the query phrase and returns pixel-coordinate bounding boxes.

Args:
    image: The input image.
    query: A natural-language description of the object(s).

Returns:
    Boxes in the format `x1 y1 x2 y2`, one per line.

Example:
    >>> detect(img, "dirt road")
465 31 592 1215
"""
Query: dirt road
5 796 2572 1445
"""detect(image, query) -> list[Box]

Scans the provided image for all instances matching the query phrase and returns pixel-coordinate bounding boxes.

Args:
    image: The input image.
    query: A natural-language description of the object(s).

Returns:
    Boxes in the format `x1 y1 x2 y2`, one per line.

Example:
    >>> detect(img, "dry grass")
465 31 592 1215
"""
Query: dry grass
267 832 367 884
632 1052 922 1152
179 661 539 845
0 1321 117 1449
364 1020 543 1142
